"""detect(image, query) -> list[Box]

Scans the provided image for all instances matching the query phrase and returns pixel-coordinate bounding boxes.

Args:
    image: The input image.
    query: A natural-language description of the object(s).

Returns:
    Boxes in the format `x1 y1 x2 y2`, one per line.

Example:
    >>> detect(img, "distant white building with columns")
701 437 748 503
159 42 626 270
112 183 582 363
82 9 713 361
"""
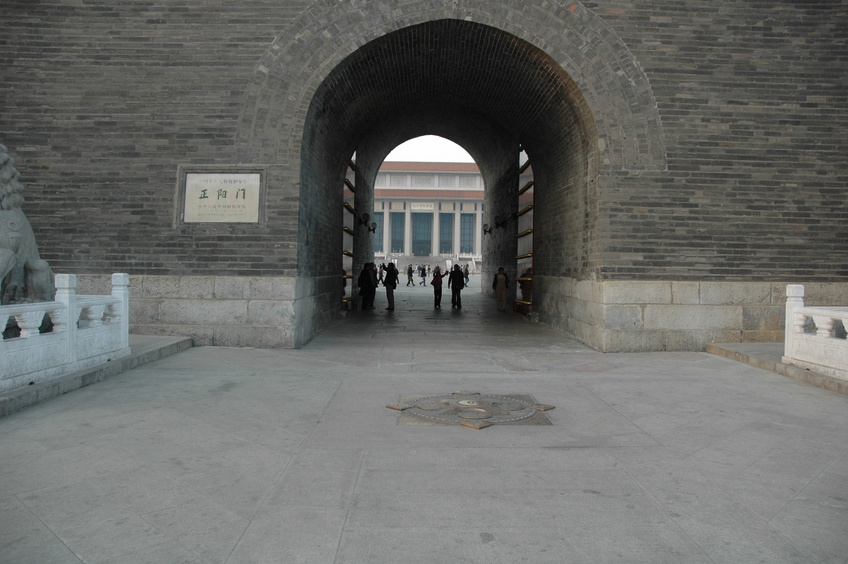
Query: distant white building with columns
372 161 484 267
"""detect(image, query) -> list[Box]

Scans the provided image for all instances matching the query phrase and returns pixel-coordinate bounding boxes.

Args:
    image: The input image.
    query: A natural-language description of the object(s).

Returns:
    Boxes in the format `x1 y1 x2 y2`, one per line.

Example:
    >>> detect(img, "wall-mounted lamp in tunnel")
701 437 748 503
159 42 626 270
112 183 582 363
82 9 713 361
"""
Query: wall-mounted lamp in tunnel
484 218 508 235
359 213 377 233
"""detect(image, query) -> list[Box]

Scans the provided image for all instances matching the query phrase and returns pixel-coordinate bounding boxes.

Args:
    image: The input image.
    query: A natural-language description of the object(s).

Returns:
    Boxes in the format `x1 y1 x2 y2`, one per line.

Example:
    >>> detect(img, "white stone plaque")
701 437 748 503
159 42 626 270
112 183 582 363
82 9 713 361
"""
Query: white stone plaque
184 173 260 223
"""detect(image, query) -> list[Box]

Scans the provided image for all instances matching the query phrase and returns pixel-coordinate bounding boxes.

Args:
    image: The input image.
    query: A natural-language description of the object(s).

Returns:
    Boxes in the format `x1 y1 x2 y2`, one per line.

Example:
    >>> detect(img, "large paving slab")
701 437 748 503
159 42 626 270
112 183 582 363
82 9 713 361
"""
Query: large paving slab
1 277 846 563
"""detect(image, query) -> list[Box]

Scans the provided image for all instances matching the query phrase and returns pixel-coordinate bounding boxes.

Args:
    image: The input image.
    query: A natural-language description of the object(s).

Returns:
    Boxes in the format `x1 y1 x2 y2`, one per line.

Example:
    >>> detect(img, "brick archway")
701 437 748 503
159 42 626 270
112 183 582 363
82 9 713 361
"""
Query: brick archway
3 1 841 352
236 1 665 171
235 1 666 346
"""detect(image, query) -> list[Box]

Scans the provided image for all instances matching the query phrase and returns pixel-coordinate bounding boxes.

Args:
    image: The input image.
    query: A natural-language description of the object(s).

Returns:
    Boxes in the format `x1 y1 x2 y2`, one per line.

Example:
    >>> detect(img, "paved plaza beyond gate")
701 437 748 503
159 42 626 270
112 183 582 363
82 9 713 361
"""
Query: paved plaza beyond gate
1 277 846 563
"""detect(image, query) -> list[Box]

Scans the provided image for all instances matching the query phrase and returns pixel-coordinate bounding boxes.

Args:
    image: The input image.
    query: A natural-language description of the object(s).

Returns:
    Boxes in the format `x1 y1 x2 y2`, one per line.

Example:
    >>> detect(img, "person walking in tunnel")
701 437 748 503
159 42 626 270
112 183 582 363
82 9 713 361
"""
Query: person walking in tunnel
383 262 399 310
448 264 465 309
492 266 510 312
357 262 377 310
430 265 448 309
519 267 533 302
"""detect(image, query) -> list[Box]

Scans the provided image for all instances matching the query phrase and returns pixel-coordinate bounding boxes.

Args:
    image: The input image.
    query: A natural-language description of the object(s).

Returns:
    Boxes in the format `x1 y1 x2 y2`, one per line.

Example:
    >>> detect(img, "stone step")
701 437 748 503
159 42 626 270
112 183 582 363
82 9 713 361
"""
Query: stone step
0 335 193 417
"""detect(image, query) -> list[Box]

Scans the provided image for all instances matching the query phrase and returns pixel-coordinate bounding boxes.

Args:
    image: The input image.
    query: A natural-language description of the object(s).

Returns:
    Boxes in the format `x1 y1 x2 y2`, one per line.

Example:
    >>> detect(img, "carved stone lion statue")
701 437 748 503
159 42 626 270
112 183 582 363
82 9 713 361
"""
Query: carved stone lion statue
0 144 55 305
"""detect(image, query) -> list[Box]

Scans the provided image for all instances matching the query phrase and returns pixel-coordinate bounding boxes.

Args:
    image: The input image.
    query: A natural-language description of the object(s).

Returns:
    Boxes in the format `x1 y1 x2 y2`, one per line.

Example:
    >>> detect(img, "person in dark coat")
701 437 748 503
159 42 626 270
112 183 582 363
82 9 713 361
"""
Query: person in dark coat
430 266 448 309
447 264 465 309
492 266 510 312
383 262 399 310
357 262 377 309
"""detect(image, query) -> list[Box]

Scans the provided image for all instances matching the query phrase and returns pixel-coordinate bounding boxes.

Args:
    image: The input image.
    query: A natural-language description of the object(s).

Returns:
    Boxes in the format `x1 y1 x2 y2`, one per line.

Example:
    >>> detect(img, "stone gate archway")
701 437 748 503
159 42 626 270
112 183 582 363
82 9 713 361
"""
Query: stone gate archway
235 1 665 347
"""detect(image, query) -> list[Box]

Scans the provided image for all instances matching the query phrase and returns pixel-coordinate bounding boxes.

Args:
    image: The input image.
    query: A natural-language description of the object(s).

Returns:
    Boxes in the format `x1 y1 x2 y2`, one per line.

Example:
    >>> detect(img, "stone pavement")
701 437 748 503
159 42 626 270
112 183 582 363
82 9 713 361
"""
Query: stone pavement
1 276 846 563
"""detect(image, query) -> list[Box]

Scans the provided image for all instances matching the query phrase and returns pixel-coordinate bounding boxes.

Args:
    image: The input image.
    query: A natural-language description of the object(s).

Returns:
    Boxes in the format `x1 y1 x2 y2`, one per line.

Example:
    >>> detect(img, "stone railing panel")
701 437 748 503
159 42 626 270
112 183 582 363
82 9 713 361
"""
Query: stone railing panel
0 273 131 393
782 284 848 381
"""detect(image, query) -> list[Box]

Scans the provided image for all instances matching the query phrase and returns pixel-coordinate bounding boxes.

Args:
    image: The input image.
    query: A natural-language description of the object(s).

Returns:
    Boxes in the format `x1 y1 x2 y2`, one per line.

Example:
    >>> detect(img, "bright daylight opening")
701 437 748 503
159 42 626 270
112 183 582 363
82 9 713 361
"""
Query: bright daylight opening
372 134 484 297
385 135 474 163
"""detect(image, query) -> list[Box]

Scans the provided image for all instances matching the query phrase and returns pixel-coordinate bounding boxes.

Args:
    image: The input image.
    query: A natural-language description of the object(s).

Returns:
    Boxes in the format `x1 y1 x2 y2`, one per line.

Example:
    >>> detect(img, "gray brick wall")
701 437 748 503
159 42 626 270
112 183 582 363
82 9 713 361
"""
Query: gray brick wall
1 1 845 349
4 1 842 283
587 1 847 281
1 1 310 277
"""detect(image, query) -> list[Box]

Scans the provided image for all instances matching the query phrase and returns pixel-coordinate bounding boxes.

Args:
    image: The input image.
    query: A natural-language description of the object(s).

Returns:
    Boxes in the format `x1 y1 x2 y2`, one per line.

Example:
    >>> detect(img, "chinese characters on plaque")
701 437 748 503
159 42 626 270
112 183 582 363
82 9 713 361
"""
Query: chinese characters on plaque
184 173 261 223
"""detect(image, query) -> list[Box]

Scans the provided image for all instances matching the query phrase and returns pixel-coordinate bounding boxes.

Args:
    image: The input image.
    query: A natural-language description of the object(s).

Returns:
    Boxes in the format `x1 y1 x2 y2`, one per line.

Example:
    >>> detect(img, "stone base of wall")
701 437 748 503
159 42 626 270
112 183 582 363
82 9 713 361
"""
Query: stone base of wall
77 274 301 348
76 274 848 352
537 277 848 352
293 274 345 348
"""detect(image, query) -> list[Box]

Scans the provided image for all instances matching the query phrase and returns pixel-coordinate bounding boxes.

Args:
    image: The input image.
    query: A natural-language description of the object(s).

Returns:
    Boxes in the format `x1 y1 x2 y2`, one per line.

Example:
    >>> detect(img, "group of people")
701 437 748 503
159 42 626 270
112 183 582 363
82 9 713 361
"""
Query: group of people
399 264 471 287
359 262 514 312
358 262 399 310
402 264 434 286
359 263 475 310
431 264 467 309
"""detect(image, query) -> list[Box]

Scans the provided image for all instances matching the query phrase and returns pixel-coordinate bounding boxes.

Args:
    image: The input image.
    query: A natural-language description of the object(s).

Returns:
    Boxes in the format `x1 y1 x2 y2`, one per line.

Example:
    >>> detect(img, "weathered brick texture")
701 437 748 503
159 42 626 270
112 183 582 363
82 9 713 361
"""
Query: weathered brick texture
1 1 844 349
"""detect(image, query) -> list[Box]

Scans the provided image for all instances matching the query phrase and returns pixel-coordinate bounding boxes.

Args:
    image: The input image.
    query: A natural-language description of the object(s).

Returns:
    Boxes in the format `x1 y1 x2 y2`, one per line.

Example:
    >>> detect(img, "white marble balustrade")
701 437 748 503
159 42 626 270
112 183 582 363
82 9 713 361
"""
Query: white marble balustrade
0 273 130 393
782 284 848 381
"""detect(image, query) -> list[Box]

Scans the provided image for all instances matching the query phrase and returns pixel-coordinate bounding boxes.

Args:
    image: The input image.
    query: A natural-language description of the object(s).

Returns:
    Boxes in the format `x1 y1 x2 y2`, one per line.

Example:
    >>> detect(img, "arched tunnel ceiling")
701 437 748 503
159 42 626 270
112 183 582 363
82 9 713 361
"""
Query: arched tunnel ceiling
309 19 590 165
353 106 517 183
360 107 508 168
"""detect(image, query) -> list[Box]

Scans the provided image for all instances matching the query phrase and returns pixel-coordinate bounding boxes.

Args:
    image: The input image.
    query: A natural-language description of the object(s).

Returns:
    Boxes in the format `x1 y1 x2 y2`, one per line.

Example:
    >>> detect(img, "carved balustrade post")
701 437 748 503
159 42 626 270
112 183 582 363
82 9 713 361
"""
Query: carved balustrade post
785 284 805 358
111 273 130 350
46 304 68 333
812 315 836 338
55 274 77 364
80 304 106 327
14 311 45 338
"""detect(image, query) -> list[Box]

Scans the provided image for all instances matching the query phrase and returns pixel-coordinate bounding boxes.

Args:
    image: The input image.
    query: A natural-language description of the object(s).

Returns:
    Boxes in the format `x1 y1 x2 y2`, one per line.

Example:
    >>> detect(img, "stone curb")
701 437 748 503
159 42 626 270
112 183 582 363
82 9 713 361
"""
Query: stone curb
707 343 848 396
0 336 193 418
